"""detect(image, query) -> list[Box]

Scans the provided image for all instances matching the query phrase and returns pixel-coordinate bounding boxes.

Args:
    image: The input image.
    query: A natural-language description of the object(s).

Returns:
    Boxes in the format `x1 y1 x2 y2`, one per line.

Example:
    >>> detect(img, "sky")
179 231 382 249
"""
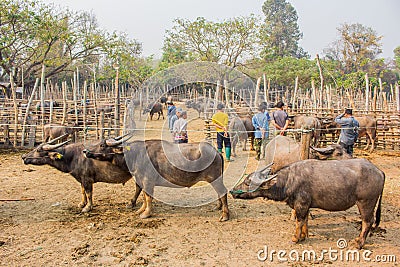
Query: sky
41 0 399 59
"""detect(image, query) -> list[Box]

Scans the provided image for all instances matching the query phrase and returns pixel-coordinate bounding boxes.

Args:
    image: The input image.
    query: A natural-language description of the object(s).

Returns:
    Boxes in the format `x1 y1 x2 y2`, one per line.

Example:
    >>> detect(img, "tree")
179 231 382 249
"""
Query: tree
394 46 400 71
324 23 383 74
162 16 260 68
260 0 306 61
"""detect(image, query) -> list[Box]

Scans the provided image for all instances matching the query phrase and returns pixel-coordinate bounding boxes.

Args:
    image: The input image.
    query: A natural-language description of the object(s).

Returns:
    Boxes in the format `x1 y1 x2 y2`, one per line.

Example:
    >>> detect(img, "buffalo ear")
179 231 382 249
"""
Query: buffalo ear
49 152 64 160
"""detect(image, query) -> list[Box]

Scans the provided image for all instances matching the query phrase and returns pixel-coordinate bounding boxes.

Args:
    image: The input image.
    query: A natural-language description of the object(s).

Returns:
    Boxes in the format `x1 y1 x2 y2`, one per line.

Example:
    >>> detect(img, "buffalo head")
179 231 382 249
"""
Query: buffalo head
22 134 70 165
83 133 133 161
230 163 277 199
310 144 352 160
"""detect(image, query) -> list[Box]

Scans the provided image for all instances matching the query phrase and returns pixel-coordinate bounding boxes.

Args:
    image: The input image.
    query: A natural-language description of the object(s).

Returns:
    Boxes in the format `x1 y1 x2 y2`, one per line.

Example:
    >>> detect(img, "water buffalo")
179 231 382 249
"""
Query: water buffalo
143 102 164 120
322 116 377 152
356 116 377 152
231 159 385 249
229 115 255 156
185 98 215 118
293 115 321 147
43 123 79 143
265 135 351 174
22 135 136 213
83 139 229 221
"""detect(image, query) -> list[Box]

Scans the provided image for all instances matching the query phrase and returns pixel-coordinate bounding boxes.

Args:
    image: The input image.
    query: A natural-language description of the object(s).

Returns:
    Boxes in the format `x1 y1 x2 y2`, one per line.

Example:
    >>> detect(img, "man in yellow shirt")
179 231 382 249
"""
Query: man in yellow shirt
211 103 233 162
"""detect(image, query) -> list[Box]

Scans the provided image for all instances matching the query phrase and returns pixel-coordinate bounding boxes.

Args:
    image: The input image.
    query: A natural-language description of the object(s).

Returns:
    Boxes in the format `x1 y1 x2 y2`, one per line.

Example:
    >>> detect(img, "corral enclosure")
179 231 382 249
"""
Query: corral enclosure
1 66 400 266
1 67 400 150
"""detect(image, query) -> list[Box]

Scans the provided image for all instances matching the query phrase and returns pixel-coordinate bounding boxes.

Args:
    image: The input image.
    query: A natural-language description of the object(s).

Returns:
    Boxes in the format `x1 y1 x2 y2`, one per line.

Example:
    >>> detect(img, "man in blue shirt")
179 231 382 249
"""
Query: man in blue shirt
335 108 359 156
252 105 269 160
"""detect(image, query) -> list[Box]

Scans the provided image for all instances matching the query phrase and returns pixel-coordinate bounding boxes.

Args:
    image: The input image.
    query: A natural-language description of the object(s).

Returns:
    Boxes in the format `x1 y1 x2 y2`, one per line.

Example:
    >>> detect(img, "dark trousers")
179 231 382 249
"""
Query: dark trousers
174 139 188 144
340 142 354 156
217 132 231 149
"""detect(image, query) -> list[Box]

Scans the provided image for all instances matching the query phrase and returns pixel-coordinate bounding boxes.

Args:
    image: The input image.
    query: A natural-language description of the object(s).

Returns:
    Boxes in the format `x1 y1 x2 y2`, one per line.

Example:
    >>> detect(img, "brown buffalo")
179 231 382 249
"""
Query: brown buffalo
43 123 79 143
293 115 321 147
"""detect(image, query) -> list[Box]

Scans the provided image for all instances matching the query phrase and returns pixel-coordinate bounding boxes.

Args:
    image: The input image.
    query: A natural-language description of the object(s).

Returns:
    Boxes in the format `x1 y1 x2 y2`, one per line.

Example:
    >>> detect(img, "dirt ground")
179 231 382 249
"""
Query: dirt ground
1 107 400 266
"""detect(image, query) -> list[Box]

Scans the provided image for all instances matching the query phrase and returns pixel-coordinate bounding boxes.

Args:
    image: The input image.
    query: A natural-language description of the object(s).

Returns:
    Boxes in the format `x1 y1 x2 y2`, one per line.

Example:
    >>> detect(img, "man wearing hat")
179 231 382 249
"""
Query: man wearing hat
335 108 360 156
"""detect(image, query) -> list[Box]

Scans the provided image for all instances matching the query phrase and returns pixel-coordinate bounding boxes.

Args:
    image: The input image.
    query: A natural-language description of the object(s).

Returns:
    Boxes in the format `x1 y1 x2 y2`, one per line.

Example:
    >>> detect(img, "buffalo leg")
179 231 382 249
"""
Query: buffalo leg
292 203 310 243
364 135 371 151
81 183 93 213
301 212 309 239
355 201 375 249
78 184 88 209
135 193 147 215
210 179 229 222
127 183 142 209
139 192 153 219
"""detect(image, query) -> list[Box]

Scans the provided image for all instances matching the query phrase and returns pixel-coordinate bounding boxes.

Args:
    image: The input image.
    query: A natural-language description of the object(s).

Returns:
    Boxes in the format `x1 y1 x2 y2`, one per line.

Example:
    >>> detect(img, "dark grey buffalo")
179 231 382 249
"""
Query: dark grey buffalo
185 98 215 118
229 115 255 156
22 135 135 213
84 139 229 221
43 123 79 143
231 159 385 249
143 102 164 120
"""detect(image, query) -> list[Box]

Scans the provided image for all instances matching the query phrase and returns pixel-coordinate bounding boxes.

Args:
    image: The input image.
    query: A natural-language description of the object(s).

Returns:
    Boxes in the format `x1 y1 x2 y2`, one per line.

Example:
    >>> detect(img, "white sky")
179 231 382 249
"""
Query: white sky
41 0 399 59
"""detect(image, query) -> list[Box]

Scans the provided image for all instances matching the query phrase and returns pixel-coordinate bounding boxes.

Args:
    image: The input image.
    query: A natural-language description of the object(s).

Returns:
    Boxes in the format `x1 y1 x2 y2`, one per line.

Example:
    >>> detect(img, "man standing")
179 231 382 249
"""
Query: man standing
252 105 269 160
173 110 188 143
335 108 359 156
167 101 177 131
211 103 233 162
271 101 289 136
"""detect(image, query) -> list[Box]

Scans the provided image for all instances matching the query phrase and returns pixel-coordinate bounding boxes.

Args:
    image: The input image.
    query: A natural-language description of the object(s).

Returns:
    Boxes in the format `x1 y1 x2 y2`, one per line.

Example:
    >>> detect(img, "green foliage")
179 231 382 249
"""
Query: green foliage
0 0 148 91
324 23 383 74
263 57 318 88
162 16 260 68
260 0 307 60
394 46 400 71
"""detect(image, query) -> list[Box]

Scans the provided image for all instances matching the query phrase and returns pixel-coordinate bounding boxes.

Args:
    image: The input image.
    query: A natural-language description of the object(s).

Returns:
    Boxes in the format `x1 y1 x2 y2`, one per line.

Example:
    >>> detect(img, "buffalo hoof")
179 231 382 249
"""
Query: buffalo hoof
219 214 229 222
291 235 305 243
126 202 136 209
81 205 92 213
355 237 364 249
78 202 87 209
139 211 151 219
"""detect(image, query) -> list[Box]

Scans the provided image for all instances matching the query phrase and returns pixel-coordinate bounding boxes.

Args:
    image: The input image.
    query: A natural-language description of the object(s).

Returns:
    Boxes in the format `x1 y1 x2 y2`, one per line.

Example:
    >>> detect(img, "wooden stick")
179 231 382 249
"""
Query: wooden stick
0 198 35 201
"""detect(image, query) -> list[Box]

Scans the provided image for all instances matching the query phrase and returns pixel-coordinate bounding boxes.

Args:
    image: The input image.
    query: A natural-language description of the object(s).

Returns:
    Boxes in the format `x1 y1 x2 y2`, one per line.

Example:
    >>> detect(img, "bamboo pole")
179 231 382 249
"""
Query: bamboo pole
396 83 400 113
61 81 67 125
83 80 87 143
316 54 324 109
263 74 268 103
224 80 230 108
40 64 46 141
365 73 370 112
254 77 261 108
10 70 18 146
21 78 39 147
114 66 120 136
292 76 298 110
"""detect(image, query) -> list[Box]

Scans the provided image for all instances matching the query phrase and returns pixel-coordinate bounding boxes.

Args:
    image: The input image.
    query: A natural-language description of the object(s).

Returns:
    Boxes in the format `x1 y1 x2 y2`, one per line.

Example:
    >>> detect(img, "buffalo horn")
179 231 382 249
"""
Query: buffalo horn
47 133 70 144
310 146 335 155
106 132 134 146
42 140 71 151
262 174 278 182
